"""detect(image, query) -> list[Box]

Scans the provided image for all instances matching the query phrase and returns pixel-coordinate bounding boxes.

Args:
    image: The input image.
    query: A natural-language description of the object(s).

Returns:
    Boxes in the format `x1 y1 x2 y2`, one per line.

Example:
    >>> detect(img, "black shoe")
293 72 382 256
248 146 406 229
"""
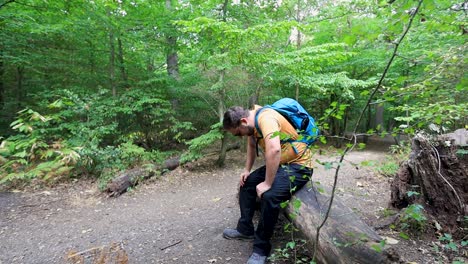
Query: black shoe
223 228 254 241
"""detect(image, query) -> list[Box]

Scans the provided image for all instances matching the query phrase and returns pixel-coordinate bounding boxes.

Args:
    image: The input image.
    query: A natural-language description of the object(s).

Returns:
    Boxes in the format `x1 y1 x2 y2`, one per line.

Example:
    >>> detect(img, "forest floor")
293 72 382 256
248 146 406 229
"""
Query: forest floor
0 139 465 264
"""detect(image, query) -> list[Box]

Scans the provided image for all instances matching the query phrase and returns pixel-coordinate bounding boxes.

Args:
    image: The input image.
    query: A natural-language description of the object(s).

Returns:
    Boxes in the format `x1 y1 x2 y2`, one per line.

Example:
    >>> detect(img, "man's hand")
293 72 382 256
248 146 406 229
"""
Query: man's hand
239 169 250 187
256 181 271 198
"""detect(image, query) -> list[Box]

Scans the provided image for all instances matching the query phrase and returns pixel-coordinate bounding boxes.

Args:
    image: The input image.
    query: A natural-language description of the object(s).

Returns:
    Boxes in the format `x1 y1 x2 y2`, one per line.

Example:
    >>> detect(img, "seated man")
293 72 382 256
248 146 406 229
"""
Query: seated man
222 105 314 264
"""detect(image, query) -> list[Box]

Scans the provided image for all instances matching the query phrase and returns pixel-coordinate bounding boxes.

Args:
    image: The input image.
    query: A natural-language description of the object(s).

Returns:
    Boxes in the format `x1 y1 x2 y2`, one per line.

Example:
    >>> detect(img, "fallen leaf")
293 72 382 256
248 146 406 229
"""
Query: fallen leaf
212 197 222 202
383 236 399 245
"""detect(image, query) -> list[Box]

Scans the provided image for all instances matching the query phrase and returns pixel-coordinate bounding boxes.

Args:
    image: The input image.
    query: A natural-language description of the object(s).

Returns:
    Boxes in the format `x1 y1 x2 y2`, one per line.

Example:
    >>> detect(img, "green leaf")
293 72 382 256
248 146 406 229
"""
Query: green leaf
399 232 409 240
293 199 302 210
371 244 383 253
280 200 289 209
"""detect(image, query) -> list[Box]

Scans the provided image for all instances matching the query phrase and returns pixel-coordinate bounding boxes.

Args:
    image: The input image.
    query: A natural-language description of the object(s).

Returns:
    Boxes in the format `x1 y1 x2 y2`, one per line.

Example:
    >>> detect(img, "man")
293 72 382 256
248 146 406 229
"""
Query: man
222 104 314 264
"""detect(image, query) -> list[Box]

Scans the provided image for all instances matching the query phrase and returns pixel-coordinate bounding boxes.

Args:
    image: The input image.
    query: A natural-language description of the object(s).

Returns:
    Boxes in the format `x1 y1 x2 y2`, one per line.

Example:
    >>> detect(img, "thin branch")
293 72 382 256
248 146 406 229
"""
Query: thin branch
312 0 424 261
0 0 15 9
67 246 105 258
160 240 182 250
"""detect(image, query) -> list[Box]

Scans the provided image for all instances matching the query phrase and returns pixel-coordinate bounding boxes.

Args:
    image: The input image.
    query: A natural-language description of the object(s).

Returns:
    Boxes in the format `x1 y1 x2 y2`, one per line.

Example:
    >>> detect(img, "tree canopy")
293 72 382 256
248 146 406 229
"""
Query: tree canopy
0 0 466 185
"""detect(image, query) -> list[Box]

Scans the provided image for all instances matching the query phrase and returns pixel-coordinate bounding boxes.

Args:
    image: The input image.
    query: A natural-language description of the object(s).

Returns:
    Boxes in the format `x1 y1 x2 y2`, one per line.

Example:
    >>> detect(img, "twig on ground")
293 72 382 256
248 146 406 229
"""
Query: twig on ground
160 240 182 251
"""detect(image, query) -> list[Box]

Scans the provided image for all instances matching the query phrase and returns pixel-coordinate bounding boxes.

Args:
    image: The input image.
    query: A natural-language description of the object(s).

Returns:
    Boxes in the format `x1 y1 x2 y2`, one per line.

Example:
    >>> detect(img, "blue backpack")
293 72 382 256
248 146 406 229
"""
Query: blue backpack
254 98 319 154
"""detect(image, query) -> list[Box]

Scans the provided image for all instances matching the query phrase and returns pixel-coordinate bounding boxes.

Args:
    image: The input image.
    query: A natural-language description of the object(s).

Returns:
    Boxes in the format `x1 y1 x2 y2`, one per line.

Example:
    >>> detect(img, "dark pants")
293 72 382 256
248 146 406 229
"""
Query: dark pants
236 164 312 256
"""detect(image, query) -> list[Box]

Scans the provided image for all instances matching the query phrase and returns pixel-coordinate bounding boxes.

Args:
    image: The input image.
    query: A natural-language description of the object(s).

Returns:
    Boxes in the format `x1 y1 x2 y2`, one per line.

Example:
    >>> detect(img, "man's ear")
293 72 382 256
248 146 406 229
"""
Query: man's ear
240 117 248 126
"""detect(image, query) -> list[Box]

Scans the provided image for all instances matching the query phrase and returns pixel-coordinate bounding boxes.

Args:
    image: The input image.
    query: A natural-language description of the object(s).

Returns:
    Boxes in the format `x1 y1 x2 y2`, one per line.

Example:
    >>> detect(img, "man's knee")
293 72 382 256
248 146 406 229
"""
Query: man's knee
261 191 281 208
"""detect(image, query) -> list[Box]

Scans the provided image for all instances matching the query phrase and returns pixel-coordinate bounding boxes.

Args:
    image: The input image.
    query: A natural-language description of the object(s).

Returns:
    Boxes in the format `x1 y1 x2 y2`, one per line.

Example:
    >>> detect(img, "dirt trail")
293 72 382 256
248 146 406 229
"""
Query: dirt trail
0 143 444 264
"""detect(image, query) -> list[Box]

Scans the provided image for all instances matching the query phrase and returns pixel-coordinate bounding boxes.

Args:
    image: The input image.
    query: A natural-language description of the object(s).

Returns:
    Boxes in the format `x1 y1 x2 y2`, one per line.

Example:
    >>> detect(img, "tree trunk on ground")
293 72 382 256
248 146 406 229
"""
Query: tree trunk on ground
105 157 181 197
390 131 468 231
106 143 241 197
286 186 398 264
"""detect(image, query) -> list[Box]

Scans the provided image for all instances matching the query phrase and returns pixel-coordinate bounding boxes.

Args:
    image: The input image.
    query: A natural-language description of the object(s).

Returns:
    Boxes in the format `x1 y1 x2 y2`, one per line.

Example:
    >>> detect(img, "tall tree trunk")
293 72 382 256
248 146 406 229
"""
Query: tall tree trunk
16 66 24 110
364 105 372 144
117 36 128 88
109 30 116 97
216 69 227 167
165 0 179 80
375 103 384 132
86 40 96 78
295 82 299 102
0 49 4 110
216 0 230 167
145 42 154 73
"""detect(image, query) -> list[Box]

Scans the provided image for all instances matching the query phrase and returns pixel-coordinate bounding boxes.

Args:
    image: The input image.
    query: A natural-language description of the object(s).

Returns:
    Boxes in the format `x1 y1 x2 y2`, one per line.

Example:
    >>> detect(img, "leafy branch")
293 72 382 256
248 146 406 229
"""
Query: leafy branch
312 0 424 261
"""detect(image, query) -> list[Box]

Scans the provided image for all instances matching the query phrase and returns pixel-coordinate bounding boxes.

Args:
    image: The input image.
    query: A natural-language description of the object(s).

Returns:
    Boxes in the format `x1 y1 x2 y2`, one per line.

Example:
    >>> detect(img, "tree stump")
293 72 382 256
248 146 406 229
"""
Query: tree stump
390 131 468 230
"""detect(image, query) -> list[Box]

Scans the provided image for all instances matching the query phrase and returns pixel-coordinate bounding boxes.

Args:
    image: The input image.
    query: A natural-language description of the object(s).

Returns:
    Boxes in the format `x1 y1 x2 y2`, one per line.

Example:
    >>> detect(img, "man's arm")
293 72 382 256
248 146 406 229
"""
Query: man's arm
245 136 256 171
256 131 281 197
239 136 257 186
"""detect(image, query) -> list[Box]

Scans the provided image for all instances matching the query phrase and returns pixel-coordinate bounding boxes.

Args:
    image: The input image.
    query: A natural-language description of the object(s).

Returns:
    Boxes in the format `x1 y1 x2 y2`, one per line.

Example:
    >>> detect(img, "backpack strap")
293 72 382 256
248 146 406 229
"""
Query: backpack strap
254 108 265 157
254 107 300 156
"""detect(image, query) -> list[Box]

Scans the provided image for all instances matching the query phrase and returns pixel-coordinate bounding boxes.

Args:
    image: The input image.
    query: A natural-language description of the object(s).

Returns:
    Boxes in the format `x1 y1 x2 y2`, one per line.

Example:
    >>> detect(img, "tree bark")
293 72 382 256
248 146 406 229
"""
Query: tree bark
109 29 116 96
375 103 384 131
286 186 398 264
105 157 181 197
165 0 179 80
117 36 128 88
16 66 24 110
0 48 4 110
216 69 227 166
390 132 468 230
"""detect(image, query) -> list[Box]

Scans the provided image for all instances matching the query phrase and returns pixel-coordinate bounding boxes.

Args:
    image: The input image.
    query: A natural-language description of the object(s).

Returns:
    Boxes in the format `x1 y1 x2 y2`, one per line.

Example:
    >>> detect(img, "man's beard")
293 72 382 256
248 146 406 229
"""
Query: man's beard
246 125 255 136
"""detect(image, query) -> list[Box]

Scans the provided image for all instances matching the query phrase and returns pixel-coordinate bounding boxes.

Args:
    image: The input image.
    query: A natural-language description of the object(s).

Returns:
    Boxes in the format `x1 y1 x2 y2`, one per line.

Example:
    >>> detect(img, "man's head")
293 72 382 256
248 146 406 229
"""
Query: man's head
223 106 255 137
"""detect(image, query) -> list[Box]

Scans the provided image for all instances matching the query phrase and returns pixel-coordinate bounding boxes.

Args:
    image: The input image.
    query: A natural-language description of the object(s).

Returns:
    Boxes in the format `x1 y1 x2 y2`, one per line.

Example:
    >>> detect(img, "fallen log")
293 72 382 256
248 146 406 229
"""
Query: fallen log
105 142 241 197
105 158 180 197
286 186 398 264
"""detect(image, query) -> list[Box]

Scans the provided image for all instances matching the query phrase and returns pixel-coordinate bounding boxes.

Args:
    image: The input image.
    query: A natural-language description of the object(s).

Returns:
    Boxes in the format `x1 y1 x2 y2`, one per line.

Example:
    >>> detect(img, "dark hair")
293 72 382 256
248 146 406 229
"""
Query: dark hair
223 106 249 130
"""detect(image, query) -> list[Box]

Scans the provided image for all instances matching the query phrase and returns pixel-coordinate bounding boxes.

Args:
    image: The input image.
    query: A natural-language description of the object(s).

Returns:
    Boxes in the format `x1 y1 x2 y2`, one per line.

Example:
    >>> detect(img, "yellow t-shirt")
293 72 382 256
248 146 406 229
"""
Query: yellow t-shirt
253 105 313 168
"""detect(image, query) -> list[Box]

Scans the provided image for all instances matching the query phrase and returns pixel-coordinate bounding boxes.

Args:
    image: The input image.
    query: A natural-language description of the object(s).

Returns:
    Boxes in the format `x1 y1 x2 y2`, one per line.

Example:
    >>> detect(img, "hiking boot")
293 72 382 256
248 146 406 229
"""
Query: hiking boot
247 252 267 264
222 228 254 241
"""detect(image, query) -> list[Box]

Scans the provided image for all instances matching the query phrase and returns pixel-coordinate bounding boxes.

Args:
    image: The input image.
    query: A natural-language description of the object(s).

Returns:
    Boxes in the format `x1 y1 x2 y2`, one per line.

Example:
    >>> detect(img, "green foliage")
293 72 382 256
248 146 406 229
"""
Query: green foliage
180 123 223 163
0 109 80 184
1 0 466 190
400 204 427 233
0 86 189 186
268 239 311 264
371 240 387 253
374 142 411 177
376 159 400 177
438 233 459 252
